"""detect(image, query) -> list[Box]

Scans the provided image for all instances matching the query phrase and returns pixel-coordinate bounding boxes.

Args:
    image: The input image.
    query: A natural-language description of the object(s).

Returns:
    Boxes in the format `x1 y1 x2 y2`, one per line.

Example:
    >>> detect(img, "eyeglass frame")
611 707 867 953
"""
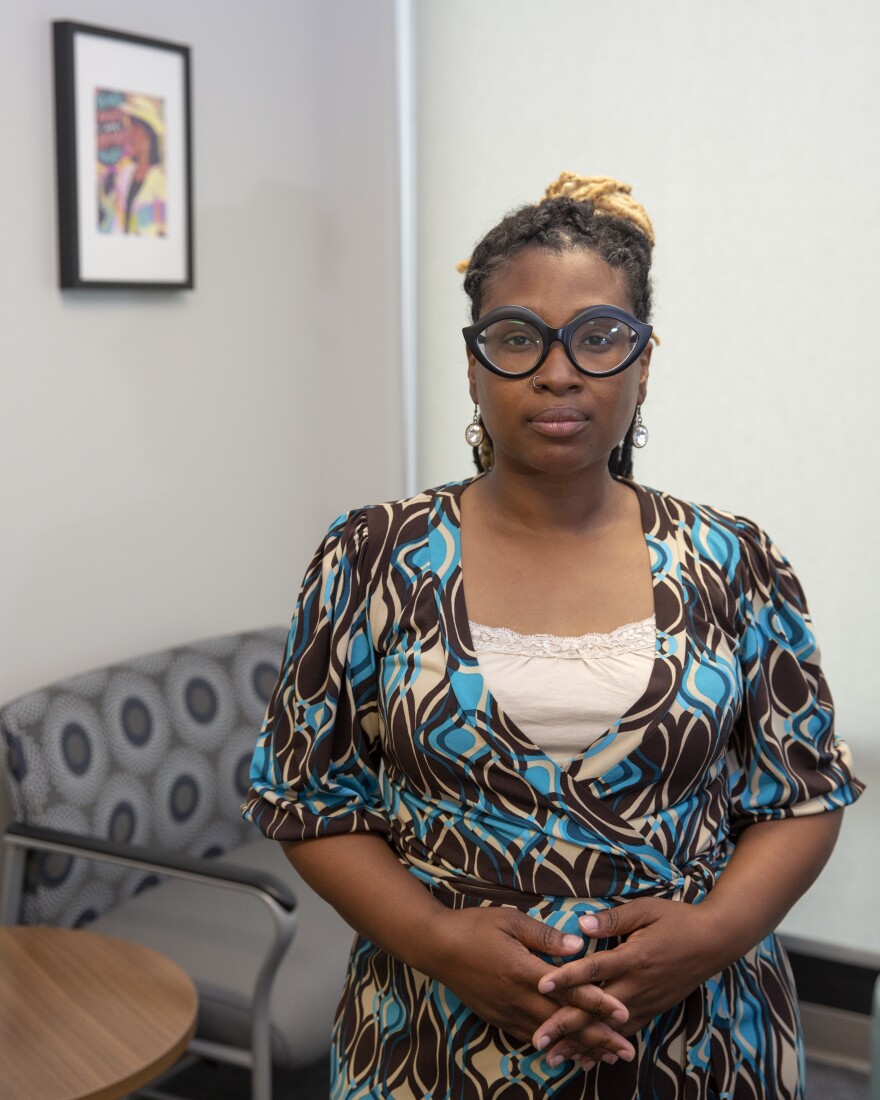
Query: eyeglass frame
462 304 653 380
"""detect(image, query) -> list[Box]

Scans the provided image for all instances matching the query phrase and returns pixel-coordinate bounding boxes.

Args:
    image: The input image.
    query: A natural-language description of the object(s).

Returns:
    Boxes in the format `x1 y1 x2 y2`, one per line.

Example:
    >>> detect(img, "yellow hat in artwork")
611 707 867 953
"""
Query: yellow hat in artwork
120 94 165 139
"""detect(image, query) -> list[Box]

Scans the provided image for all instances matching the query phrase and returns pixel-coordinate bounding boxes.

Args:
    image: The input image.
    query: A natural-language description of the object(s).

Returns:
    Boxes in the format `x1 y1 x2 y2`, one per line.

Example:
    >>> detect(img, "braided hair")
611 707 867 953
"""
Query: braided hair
461 173 655 479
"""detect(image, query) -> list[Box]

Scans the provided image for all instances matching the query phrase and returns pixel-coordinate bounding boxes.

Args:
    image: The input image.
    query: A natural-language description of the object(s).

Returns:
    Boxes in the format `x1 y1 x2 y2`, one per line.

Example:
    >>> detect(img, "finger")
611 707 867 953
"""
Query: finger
513 990 579 1040
540 1025 636 1068
532 1012 638 1064
538 947 632 999
546 1043 626 1071
564 983 629 1024
536 970 629 1023
578 899 660 940
533 1007 634 1057
506 911 584 959
545 1028 636 1064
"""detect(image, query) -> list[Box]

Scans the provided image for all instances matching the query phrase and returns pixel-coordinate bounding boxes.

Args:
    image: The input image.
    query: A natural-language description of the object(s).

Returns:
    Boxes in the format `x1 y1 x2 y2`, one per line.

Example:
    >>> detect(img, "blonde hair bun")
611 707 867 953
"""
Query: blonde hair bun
543 172 655 246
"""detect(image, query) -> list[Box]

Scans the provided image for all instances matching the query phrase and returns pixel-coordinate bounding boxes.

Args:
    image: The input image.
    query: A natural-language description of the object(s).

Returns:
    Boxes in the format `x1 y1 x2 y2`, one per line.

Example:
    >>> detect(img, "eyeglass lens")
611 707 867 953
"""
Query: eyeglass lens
476 316 639 375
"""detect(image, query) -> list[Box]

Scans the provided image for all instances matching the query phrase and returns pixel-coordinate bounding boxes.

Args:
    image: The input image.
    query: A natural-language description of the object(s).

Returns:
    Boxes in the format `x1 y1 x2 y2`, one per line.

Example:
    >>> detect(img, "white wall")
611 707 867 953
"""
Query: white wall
3 0 875 955
415 0 879 954
0 1 403 819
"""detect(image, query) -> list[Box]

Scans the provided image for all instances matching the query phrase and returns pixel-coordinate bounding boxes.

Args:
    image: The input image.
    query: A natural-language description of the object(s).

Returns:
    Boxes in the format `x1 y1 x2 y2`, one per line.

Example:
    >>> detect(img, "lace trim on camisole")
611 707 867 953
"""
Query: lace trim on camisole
468 616 656 659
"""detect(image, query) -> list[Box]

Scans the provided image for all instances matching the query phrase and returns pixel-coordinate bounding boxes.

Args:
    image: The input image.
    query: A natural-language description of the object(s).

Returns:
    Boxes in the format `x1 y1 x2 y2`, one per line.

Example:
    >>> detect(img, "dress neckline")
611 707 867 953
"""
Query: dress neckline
427 477 688 782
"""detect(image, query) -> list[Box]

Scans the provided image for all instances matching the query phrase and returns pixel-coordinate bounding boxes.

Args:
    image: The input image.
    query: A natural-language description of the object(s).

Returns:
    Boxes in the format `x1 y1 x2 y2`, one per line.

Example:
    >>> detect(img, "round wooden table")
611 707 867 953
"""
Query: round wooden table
0 925 197 1100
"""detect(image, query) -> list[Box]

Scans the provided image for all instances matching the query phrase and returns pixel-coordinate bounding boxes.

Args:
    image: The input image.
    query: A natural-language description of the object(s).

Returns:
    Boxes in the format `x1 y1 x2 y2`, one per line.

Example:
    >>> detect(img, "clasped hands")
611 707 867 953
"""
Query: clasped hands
426 897 719 1073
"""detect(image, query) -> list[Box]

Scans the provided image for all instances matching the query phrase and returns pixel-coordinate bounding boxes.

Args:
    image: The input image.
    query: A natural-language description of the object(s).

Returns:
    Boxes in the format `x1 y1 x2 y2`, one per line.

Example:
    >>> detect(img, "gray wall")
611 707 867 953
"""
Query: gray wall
414 0 879 953
0 1 403 824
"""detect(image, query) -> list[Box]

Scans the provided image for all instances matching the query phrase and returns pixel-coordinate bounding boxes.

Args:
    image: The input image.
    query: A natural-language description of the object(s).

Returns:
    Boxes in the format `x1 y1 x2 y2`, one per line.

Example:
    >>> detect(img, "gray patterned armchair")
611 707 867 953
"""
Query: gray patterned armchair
0 627 353 1100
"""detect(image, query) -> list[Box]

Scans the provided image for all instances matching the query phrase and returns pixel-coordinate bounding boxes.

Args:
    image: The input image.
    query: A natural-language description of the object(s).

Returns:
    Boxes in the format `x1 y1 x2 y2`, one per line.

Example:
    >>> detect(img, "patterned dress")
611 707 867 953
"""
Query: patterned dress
243 478 862 1100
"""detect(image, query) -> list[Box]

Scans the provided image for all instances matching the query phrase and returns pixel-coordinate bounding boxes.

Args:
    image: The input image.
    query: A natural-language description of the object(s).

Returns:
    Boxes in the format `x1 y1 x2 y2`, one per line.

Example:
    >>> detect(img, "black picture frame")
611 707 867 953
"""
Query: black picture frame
53 21 194 289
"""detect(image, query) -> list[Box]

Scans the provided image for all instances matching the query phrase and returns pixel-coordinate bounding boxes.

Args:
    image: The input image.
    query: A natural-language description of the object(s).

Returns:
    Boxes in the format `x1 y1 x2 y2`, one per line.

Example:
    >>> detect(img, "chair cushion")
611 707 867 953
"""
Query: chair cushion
89 834 354 1068
1 627 288 929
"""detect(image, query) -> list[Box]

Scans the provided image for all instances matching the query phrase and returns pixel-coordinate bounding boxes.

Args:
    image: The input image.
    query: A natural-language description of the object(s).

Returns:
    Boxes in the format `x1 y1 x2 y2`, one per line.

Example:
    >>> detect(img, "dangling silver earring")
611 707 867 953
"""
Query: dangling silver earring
632 406 649 448
465 405 484 447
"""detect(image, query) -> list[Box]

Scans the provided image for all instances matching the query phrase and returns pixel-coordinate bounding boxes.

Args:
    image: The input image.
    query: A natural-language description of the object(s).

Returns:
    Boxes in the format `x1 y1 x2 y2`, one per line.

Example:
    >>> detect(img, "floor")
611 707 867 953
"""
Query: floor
146 1056 869 1099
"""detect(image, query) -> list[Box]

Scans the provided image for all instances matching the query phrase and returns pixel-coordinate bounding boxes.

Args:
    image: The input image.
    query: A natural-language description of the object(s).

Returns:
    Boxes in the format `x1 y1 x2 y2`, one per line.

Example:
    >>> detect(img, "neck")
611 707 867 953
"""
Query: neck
475 461 625 537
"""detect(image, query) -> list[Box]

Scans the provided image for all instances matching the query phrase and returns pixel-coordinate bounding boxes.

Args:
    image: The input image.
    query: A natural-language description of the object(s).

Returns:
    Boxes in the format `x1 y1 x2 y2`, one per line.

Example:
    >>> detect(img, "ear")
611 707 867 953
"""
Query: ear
636 341 652 406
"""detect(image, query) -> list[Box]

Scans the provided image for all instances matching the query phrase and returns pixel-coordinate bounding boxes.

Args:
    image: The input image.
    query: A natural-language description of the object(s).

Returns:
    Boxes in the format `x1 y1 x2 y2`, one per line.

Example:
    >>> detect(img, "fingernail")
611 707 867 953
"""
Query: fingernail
539 978 556 993
548 1055 563 1068
578 914 599 933
611 1008 628 1022
581 1059 595 1072
601 1053 618 1065
620 1048 636 1063
562 934 583 951
536 1035 550 1050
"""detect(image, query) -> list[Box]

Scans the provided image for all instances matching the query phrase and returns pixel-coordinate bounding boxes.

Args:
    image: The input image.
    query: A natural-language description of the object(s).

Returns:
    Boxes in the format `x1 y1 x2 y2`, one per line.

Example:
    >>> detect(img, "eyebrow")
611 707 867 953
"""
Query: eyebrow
498 302 630 325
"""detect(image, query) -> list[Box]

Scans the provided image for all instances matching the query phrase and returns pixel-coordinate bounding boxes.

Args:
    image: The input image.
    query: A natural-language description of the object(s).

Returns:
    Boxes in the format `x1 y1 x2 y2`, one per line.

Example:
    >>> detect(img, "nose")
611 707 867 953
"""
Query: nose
535 338 583 390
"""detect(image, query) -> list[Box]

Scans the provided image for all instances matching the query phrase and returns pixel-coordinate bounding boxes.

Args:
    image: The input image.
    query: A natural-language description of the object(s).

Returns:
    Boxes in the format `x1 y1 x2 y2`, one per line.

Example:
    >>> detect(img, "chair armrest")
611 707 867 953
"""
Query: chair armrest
3 822 296 913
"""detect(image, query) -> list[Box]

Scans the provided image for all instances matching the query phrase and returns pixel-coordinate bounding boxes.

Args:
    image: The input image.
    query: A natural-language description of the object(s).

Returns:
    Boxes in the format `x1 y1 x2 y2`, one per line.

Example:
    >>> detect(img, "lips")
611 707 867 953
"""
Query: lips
529 407 588 436
530 407 587 424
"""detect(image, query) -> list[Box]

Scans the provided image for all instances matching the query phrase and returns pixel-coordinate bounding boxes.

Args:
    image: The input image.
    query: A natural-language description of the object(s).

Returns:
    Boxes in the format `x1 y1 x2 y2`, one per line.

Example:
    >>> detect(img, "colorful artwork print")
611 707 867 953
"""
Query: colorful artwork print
96 89 167 237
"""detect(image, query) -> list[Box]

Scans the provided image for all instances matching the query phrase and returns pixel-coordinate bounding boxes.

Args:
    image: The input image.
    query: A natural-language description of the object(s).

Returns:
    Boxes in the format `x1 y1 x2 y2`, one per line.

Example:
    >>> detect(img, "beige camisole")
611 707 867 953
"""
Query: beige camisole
469 616 656 766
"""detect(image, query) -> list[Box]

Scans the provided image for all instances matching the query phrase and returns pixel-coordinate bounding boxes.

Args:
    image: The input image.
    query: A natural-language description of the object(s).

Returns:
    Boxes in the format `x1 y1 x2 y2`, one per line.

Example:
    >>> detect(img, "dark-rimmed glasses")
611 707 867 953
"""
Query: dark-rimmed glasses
463 305 652 379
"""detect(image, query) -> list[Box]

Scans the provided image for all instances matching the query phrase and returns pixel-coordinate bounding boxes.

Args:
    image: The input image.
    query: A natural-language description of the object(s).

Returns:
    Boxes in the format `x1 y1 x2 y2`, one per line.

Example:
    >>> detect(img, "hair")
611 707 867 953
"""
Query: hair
461 173 654 479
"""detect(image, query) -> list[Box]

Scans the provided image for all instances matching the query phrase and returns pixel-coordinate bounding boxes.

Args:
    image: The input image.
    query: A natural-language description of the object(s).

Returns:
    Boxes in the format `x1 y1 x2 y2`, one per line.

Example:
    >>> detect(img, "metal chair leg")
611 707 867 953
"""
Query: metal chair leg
249 903 297 1100
0 841 25 925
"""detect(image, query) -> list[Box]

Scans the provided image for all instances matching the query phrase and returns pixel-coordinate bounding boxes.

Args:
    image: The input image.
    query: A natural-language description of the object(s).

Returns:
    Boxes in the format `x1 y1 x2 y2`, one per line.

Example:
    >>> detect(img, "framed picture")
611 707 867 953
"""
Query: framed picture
53 21 193 289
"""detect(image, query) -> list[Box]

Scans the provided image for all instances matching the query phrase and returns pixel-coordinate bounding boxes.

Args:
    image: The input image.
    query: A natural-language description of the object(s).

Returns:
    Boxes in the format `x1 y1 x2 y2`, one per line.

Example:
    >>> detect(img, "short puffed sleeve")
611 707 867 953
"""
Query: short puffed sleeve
726 518 863 832
242 509 389 841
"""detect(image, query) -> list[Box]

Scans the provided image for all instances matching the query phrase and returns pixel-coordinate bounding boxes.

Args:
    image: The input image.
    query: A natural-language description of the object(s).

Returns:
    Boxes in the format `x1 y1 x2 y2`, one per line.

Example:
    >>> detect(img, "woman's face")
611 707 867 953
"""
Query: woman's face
127 119 151 160
467 246 651 479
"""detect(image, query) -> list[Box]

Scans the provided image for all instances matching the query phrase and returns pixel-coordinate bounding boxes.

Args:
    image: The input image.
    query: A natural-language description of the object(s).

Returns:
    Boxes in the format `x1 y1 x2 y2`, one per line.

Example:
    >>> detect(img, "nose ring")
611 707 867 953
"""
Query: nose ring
531 375 544 391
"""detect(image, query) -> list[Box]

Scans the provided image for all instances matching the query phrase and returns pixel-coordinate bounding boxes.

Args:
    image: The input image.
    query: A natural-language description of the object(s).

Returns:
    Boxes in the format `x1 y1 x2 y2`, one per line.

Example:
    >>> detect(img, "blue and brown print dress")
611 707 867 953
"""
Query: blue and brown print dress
243 478 862 1100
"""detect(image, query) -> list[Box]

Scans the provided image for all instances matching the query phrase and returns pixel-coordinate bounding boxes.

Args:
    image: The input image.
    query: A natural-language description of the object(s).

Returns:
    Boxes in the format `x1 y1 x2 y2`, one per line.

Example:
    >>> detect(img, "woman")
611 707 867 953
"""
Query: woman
100 95 167 236
244 174 862 1099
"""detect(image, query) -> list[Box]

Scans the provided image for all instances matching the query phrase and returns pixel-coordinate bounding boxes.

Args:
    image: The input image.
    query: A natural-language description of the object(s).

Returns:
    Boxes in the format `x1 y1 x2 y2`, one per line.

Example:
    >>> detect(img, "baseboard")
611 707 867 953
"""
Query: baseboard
779 933 878 1076
782 936 880 1016
800 1001 870 1075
